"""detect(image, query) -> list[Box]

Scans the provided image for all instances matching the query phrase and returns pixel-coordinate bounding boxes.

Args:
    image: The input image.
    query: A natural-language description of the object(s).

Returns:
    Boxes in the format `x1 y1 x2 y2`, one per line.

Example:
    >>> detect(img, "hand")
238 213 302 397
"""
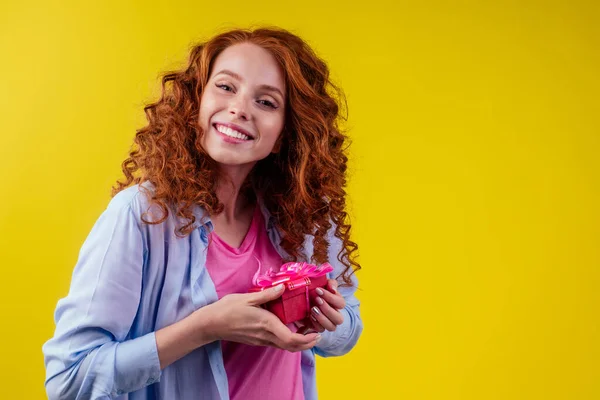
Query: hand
298 279 346 334
200 284 321 352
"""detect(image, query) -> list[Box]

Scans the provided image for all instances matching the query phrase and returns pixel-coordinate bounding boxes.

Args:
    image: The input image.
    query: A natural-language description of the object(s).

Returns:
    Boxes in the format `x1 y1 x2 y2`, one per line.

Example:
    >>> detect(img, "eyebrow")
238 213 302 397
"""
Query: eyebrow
213 69 285 99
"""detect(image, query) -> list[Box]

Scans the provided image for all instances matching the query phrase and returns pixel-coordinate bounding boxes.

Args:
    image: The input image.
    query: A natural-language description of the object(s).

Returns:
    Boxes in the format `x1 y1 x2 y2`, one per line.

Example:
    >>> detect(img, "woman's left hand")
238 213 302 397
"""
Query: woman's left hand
298 279 346 333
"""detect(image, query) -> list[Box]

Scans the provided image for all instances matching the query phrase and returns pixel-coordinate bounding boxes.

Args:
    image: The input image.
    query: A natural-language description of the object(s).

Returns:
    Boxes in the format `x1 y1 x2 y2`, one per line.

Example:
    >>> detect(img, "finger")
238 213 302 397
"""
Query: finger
315 287 346 310
269 330 321 352
246 284 285 306
293 334 321 351
286 337 320 352
310 306 337 331
297 325 319 335
268 319 320 349
293 320 306 331
315 297 344 325
280 328 320 346
309 315 325 333
327 279 339 294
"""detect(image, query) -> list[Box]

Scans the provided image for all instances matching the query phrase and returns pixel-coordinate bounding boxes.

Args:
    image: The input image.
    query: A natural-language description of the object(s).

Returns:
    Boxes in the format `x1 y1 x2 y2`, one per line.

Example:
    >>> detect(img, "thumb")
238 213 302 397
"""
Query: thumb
247 284 285 306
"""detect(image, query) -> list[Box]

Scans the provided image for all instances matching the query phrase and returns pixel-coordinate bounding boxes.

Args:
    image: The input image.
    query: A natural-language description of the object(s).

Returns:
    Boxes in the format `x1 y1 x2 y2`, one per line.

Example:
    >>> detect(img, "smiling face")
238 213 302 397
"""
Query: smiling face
198 42 286 169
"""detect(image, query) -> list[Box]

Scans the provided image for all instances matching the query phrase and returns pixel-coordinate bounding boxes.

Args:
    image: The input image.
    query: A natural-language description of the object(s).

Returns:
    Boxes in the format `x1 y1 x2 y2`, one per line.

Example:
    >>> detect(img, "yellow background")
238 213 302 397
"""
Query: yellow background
1 1 599 399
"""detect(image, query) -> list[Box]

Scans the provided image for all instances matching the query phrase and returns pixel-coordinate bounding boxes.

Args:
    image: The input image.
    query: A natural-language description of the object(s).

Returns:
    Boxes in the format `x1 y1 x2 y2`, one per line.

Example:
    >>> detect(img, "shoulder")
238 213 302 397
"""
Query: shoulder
107 182 206 232
109 184 145 208
106 182 158 221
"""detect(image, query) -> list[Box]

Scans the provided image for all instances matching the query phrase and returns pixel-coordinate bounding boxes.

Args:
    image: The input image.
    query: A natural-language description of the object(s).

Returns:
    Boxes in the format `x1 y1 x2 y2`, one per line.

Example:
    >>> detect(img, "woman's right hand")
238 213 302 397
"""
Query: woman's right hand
199 284 321 352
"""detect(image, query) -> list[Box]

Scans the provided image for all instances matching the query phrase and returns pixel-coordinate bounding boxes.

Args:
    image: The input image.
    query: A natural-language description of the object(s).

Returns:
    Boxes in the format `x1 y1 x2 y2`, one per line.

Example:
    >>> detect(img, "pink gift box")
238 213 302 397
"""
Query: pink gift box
249 262 333 325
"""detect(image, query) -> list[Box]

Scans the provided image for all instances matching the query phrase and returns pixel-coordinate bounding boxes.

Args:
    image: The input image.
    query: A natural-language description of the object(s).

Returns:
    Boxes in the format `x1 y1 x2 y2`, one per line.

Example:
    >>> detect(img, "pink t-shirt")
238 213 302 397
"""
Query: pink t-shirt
205 206 304 400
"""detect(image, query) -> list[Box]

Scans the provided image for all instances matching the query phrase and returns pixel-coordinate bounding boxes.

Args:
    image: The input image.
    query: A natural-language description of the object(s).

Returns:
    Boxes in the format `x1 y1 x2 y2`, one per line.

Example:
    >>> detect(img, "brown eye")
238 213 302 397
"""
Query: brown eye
257 99 277 109
216 83 233 92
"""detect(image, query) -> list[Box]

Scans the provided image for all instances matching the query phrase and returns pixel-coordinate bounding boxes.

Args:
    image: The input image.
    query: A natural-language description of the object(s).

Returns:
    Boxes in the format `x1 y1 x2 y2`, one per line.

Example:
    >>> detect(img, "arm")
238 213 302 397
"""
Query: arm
313 224 363 357
43 194 160 399
43 191 319 399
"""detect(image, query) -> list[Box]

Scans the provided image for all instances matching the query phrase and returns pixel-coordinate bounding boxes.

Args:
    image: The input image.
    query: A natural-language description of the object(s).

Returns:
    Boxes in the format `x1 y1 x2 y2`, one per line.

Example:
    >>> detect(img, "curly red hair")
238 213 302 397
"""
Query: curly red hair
113 27 360 284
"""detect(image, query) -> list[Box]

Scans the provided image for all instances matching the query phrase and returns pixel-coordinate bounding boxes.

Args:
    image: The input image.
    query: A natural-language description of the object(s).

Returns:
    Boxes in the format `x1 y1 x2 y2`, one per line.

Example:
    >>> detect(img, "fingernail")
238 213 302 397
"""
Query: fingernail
316 297 324 305
315 334 322 344
312 306 321 316
311 315 318 322
315 288 324 296
273 284 284 292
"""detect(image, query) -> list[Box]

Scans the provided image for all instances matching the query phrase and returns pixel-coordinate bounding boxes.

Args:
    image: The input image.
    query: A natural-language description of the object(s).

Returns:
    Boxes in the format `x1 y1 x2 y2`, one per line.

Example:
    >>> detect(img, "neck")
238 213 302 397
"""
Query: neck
214 164 255 221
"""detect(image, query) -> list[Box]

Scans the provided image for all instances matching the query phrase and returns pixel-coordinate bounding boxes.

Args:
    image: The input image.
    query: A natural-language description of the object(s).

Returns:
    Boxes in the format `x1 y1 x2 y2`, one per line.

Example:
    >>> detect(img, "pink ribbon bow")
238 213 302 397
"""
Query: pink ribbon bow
252 260 334 289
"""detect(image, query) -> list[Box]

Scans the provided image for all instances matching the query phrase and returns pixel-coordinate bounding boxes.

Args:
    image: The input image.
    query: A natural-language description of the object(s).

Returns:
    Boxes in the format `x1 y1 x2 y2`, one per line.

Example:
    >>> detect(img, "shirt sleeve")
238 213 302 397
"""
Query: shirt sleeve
313 223 363 357
43 192 162 399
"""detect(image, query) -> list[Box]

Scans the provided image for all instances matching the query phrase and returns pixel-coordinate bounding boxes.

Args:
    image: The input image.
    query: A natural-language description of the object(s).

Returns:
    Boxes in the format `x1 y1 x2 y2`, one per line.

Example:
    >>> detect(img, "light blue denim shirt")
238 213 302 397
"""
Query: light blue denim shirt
43 183 363 399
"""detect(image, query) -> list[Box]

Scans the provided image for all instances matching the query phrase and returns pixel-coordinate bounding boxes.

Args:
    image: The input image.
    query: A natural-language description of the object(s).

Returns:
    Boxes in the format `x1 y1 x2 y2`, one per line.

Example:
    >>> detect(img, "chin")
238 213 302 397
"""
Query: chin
205 148 254 166
206 151 242 165
215 157 249 166
204 145 269 167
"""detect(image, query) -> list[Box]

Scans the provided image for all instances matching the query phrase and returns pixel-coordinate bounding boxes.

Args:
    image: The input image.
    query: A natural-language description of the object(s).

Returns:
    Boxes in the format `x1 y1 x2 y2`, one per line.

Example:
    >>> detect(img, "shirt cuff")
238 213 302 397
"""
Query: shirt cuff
113 332 162 396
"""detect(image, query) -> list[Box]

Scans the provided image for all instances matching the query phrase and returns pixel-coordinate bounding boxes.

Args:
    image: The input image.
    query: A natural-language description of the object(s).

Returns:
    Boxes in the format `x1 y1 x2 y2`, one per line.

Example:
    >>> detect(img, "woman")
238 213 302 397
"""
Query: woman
43 27 362 400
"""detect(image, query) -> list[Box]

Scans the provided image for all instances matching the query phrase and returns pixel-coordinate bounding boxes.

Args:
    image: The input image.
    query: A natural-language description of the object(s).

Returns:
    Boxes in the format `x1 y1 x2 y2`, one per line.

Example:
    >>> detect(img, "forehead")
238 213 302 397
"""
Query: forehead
210 43 285 91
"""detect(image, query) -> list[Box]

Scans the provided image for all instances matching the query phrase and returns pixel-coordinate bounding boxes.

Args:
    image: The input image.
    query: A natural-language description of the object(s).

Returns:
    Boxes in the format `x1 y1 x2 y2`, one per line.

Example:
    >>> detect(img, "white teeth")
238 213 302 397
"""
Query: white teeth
216 124 250 140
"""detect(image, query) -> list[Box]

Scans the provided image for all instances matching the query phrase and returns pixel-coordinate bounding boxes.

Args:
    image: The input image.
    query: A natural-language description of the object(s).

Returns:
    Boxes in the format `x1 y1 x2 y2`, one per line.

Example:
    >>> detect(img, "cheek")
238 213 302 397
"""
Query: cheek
198 93 217 129
263 115 285 141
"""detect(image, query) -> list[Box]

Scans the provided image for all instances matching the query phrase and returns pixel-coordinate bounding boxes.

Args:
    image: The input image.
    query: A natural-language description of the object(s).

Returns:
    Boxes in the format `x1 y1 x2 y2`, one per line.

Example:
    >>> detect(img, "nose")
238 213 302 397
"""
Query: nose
228 96 250 121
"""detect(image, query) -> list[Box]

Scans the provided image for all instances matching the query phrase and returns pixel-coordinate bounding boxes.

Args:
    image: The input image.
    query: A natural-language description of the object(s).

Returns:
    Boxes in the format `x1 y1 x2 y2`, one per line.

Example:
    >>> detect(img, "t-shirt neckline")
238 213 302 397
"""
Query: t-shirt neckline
210 205 261 255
